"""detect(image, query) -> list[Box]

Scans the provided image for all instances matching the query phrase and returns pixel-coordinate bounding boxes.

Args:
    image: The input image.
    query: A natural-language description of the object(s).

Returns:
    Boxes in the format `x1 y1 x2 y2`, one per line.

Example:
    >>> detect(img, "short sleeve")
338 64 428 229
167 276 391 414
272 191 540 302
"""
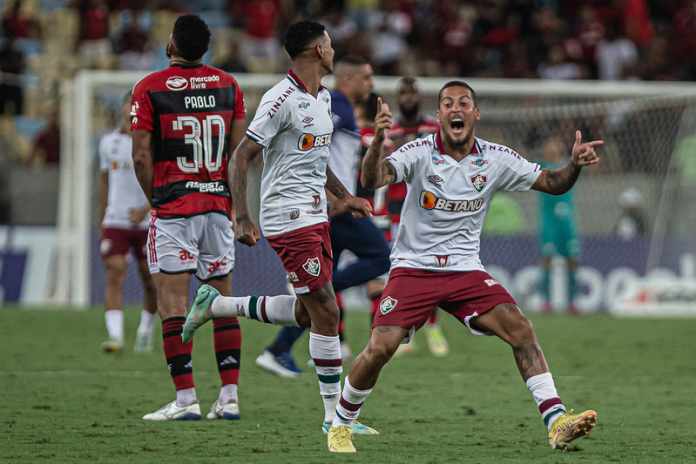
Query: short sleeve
245 90 287 148
233 82 246 120
496 149 542 192
98 136 109 172
385 142 422 184
130 80 153 132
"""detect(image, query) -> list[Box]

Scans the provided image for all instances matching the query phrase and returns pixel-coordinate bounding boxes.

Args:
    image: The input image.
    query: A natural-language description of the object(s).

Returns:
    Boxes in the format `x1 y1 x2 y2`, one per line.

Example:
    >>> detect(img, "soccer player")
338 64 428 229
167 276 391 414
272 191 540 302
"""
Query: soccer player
98 91 157 353
131 15 246 421
182 21 377 434
326 81 601 453
538 134 581 314
255 55 390 377
388 76 448 356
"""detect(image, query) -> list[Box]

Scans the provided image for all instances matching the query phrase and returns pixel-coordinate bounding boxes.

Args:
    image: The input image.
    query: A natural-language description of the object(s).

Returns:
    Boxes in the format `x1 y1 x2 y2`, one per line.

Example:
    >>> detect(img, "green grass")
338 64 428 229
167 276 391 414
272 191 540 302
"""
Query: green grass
1 308 695 464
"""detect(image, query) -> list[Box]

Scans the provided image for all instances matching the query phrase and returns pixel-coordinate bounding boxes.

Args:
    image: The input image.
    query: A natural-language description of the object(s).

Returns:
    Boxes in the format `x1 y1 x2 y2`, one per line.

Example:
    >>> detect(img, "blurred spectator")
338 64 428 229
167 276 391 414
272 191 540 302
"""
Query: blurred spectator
28 111 60 166
115 11 156 70
0 38 25 116
370 0 411 75
614 188 648 240
232 0 283 72
596 18 638 80
538 43 585 80
1 0 42 39
638 36 679 80
320 3 358 58
621 0 654 48
74 0 113 69
214 40 248 74
436 3 476 76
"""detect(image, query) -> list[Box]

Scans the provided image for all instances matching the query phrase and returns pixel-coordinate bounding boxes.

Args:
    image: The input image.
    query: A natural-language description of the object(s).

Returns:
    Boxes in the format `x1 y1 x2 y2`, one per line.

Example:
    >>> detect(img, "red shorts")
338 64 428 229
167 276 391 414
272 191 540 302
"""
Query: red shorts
100 227 148 260
266 222 333 295
373 268 516 334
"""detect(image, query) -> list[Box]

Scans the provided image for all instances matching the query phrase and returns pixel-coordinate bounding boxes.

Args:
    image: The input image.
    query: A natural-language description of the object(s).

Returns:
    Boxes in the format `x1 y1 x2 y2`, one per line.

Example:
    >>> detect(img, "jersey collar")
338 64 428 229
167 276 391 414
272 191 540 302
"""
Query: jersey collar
434 131 480 157
287 69 327 93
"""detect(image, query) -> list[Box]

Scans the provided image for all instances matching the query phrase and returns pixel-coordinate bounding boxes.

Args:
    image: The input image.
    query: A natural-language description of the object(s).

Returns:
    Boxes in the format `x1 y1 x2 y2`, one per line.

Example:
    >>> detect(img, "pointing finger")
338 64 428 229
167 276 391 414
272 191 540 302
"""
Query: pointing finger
377 96 383 114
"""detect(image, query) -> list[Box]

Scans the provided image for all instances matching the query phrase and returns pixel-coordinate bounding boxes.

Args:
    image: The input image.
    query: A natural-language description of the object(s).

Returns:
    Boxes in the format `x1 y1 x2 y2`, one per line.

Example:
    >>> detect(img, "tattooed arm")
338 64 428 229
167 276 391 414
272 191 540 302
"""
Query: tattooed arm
229 136 262 246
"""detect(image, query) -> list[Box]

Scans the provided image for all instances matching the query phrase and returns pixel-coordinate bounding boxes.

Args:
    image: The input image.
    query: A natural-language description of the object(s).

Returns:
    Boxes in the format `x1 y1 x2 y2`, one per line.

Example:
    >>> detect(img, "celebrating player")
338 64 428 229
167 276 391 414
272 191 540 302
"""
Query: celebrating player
387 76 448 356
181 21 376 435
326 81 601 453
131 15 246 421
255 55 390 378
98 91 157 353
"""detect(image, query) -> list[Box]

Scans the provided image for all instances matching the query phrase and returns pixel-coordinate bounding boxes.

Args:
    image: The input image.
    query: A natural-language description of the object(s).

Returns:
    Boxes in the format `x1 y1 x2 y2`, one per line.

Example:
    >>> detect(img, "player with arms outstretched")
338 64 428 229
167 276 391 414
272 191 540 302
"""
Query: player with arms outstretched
326 81 601 453
181 21 377 436
98 91 157 353
131 15 245 421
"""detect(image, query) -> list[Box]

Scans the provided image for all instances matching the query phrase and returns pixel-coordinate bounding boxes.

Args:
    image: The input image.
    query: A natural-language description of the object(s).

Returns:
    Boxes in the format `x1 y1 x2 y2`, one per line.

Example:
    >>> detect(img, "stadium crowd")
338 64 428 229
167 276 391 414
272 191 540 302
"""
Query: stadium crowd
0 0 695 224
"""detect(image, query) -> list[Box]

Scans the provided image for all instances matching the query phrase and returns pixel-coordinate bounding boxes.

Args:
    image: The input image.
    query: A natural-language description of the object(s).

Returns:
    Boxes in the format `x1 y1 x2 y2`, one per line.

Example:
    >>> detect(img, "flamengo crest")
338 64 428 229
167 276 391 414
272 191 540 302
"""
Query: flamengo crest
471 174 487 192
379 296 398 315
302 257 321 277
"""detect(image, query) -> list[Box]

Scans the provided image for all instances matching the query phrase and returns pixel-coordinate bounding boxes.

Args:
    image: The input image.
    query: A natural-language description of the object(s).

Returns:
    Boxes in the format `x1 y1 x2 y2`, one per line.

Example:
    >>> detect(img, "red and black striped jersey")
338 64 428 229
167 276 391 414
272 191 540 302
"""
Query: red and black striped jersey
131 63 246 218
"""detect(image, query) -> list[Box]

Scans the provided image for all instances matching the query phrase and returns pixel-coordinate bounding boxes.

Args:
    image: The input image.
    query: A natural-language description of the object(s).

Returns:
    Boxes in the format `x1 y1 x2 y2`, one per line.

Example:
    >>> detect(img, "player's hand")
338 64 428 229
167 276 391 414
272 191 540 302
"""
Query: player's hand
374 97 392 142
328 198 350 217
235 216 260 246
571 130 603 167
344 196 373 218
128 207 149 225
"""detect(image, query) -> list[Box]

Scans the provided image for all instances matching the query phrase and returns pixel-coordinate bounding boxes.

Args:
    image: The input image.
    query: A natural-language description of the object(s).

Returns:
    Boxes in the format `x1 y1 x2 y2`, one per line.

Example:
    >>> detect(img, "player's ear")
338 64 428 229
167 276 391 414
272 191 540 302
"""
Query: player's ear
474 106 481 121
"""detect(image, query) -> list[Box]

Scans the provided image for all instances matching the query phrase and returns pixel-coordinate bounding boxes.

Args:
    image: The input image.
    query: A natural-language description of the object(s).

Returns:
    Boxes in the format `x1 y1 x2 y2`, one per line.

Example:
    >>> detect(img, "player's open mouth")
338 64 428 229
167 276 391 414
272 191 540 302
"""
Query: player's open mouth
450 118 465 133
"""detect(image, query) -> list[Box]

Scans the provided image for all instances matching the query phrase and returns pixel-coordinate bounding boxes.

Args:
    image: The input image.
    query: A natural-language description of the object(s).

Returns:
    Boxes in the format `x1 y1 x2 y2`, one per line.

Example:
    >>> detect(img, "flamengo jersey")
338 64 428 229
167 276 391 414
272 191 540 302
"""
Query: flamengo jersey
246 70 333 236
99 130 149 229
386 132 541 272
131 63 246 218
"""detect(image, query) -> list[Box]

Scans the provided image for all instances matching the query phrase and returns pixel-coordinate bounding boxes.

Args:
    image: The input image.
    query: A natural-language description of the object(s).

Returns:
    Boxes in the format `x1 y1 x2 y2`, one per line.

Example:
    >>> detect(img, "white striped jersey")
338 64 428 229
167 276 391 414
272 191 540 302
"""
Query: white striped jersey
385 132 541 272
246 70 333 236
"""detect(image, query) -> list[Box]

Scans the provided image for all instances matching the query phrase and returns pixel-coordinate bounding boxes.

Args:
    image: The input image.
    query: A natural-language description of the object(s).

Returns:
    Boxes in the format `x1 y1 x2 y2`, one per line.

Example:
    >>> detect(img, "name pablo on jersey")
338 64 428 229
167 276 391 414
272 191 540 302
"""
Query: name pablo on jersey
184 95 216 109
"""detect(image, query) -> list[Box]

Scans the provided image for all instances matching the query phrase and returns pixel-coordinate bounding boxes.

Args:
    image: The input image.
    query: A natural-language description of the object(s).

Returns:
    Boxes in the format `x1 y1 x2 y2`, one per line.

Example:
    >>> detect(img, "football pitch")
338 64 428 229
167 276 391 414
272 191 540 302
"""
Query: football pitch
2 308 695 464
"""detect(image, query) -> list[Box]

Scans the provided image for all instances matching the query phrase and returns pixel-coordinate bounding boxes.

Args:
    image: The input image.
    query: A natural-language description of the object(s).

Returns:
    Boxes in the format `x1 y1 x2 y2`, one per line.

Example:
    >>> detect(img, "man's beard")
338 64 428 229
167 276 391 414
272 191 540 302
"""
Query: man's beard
399 103 420 121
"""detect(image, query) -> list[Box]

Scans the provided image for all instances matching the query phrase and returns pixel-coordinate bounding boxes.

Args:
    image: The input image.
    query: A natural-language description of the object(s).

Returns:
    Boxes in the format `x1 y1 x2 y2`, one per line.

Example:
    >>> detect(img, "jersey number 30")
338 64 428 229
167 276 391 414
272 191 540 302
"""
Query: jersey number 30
172 115 225 173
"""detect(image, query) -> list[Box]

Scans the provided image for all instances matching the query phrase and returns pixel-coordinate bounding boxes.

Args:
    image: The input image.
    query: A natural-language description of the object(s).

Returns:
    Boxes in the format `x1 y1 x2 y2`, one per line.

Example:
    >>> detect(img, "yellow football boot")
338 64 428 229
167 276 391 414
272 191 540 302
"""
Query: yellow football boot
327 425 356 453
548 409 598 449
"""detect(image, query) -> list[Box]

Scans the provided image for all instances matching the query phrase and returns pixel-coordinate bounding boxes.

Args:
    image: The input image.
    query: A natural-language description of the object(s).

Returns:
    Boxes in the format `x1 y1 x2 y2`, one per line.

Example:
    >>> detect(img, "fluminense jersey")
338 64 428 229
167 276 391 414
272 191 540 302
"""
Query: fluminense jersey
131 63 246 218
99 130 149 229
385 131 542 271
246 70 333 236
327 90 361 196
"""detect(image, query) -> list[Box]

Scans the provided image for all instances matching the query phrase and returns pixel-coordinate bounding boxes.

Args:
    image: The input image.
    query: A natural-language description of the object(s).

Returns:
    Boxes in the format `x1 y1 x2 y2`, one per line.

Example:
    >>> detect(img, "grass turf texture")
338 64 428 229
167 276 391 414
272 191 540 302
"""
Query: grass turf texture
2 307 695 464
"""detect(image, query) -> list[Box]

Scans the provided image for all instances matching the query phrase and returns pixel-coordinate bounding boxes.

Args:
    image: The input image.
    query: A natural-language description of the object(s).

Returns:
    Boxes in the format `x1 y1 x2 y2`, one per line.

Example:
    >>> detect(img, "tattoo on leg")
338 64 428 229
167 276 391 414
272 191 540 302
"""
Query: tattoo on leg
513 343 549 380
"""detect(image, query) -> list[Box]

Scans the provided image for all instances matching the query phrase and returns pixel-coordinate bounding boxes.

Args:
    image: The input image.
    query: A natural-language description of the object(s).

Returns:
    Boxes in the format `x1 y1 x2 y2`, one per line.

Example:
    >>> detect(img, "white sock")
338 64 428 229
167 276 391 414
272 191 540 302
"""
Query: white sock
526 372 566 430
176 387 197 407
218 384 238 404
212 295 298 325
104 309 123 342
309 332 342 423
137 310 155 334
333 377 372 426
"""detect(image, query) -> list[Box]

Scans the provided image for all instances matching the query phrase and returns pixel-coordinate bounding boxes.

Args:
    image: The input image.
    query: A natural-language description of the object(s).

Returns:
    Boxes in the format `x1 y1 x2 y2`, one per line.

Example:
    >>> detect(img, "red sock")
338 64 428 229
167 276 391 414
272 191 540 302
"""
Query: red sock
427 310 439 326
213 317 241 386
162 317 194 390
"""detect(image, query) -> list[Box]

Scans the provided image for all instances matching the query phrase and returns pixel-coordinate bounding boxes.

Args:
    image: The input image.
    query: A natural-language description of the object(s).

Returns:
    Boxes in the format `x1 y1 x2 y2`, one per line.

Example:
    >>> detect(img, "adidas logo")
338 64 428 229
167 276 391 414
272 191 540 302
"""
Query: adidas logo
220 355 238 367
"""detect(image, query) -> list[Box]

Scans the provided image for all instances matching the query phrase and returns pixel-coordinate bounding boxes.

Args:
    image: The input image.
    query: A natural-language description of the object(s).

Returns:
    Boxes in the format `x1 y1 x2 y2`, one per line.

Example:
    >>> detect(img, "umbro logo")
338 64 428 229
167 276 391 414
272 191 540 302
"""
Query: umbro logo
427 175 444 186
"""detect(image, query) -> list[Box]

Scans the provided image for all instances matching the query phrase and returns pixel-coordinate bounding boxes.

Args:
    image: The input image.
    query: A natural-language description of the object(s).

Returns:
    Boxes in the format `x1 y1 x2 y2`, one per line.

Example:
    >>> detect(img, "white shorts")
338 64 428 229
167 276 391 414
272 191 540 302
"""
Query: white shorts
147 212 235 280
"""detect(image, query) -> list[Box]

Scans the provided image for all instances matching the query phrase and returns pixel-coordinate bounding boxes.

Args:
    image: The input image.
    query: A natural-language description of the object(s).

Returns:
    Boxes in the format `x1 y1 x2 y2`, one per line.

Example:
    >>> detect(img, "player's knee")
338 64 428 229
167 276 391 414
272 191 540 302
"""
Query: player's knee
507 314 536 348
365 334 400 367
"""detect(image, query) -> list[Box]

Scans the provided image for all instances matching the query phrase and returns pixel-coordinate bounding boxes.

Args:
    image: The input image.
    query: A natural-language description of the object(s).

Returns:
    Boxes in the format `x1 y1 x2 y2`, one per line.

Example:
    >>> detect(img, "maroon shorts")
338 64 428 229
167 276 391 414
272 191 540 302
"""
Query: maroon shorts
373 268 516 334
100 227 147 260
266 222 333 295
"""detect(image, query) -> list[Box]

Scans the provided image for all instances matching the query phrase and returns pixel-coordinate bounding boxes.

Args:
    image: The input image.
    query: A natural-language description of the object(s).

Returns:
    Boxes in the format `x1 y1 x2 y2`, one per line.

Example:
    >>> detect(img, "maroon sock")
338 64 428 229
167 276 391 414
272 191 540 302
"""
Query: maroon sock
162 317 194 390
213 317 241 386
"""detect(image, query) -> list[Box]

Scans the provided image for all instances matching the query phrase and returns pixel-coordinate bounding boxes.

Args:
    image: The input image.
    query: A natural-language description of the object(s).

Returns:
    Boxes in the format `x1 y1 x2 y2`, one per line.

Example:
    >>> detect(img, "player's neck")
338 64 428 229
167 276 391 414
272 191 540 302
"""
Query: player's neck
398 113 421 128
290 62 324 97
441 134 476 161
169 57 201 67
